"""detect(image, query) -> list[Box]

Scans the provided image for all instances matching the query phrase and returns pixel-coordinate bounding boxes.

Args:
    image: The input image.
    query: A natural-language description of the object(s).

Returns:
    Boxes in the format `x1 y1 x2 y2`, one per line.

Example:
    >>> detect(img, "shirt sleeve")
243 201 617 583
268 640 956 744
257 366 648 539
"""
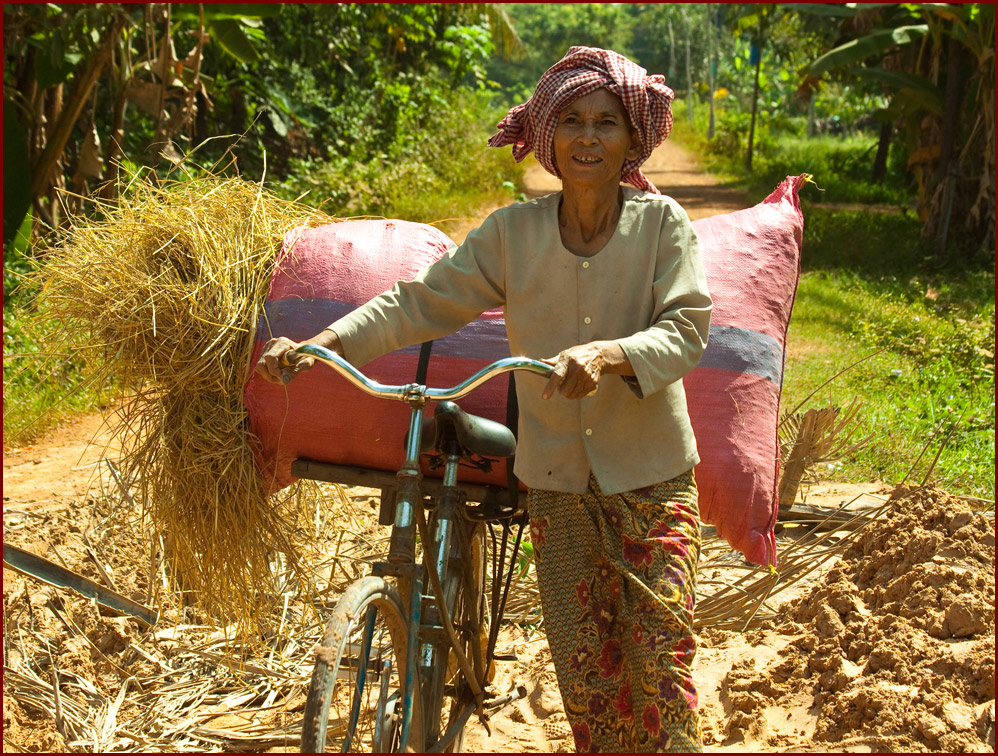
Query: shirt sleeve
330 213 507 367
615 201 712 398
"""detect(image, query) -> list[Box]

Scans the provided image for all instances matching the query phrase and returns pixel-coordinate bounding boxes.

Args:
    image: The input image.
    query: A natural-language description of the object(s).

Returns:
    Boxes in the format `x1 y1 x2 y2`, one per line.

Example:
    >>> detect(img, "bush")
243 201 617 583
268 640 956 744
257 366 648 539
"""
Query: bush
273 85 523 223
674 102 915 208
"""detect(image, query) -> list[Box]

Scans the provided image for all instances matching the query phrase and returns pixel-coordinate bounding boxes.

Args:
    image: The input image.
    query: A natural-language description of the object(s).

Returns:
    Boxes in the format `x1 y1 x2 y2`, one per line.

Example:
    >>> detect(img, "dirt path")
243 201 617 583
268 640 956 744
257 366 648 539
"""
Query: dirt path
522 137 751 220
445 137 749 246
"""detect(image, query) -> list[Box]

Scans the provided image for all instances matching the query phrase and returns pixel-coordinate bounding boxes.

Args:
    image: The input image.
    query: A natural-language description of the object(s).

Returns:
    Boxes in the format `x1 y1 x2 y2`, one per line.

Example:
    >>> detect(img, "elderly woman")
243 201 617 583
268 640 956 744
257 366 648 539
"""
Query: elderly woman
257 46 711 753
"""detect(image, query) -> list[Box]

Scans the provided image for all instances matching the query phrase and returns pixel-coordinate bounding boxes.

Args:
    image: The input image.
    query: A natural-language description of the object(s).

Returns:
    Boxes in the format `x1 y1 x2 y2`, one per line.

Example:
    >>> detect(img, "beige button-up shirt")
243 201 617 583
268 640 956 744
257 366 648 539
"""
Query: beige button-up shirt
332 187 712 495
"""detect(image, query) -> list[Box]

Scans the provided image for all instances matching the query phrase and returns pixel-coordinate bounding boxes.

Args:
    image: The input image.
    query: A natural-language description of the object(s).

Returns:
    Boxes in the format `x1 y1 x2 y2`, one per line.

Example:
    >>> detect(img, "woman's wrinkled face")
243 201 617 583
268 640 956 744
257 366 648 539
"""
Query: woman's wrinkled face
553 88 641 190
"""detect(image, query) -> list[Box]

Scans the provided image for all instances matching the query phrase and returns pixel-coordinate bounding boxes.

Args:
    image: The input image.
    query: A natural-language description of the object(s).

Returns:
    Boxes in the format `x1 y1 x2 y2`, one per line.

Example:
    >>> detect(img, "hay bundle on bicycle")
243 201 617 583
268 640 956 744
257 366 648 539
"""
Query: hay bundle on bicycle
34 176 335 629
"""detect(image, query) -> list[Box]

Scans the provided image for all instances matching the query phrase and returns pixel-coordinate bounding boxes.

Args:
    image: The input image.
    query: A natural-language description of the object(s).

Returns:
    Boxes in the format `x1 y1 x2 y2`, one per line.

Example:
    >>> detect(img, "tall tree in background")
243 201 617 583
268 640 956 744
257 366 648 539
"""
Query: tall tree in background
706 4 717 139
487 3 633 95
801 2 995 258
3 2 520 245
732 4 787 172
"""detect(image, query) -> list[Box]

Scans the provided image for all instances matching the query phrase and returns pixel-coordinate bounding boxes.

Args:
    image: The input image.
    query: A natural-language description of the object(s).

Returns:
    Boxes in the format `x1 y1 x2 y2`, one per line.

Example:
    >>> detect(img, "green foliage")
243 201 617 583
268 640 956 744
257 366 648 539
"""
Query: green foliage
802 208 927 272
756 138 912 207
3 3 516 241
487 3 637 97
271 86 523 223
784 269 994 500
675 100 914 208
794 2 996 256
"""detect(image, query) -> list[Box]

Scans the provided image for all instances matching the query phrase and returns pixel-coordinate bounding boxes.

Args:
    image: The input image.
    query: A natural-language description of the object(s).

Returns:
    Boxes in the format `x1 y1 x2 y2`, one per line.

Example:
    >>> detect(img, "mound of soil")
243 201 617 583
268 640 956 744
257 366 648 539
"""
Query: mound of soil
703 486 995 753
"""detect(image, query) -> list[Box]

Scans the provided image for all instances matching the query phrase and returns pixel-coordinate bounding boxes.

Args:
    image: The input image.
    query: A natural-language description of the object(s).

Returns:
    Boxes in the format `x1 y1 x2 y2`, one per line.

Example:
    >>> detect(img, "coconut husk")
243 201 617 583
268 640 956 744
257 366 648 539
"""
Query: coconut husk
31 174 335 636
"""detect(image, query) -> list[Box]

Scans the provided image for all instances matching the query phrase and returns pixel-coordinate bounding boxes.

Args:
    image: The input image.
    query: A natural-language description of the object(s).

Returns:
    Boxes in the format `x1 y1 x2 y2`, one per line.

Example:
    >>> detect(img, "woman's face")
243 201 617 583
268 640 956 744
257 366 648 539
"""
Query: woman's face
553 88 641 191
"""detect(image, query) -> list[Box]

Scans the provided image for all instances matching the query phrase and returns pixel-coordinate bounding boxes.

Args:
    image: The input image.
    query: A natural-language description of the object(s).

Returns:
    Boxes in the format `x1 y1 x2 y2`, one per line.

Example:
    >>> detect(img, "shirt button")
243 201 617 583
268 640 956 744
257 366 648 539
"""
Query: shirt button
585 428 593 436
584 316 592 325
582 261 590 269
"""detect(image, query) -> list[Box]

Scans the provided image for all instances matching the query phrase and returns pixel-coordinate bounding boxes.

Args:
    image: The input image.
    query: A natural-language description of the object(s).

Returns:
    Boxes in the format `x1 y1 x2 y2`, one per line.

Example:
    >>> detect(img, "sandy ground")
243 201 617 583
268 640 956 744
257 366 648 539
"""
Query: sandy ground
4 140 994 753
4 413 994 753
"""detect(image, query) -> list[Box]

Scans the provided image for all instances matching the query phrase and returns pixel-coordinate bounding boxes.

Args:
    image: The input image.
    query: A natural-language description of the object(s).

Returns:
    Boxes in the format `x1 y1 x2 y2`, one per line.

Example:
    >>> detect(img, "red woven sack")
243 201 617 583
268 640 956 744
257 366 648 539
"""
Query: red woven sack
243 219 512 494
686 175 806 567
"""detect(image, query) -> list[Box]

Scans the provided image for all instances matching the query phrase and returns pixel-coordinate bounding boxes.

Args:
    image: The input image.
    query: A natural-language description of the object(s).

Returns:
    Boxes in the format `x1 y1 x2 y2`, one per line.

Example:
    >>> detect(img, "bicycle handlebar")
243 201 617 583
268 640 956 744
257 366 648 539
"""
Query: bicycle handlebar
294 344 553 402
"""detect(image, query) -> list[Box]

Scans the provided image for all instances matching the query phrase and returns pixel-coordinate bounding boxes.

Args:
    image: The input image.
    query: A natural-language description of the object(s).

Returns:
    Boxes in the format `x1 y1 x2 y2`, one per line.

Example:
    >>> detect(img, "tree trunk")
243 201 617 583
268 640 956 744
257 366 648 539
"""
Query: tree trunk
29 15 124 201
667 18 675 81
707 4 716 139
932 29 965 255
936 30 964 181
746 46 762 172
872 120 891 182
681 6 694 126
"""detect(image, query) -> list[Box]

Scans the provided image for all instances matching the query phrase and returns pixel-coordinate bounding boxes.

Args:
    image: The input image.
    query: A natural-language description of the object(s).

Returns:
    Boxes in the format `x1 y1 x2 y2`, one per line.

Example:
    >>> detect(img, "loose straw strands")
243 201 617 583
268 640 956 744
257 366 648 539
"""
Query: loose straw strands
31 175 334 635
695 492 891 631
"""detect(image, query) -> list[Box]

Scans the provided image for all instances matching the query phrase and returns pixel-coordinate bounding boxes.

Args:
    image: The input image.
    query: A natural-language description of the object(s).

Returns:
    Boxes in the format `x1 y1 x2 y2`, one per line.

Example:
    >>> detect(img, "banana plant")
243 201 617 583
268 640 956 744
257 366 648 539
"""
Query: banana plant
795 2 994 256
2 3 281 243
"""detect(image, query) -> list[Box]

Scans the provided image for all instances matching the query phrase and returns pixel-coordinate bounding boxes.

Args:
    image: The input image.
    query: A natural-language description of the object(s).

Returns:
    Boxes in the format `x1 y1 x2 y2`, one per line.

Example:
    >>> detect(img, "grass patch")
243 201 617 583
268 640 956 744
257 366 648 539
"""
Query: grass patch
670 99 914 208
784 269 994 501
2 313 114 447
737 134 912 208
3 250 114 447
801 207 925 273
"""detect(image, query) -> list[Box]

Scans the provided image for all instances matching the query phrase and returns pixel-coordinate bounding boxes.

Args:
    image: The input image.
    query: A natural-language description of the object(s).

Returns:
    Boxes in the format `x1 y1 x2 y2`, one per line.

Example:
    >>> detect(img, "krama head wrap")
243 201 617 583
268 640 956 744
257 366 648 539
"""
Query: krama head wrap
488 46 675 194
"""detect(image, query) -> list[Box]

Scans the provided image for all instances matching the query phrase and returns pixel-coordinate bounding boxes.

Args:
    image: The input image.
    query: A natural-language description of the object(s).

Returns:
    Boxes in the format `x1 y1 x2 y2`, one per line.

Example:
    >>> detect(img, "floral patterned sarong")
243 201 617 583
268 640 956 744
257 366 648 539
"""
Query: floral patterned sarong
528 471 702 753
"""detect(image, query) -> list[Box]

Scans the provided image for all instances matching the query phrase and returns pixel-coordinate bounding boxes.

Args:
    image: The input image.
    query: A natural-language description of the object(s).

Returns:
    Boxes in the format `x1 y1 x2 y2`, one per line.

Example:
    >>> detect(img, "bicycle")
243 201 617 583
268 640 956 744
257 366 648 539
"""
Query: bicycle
289 344 553 753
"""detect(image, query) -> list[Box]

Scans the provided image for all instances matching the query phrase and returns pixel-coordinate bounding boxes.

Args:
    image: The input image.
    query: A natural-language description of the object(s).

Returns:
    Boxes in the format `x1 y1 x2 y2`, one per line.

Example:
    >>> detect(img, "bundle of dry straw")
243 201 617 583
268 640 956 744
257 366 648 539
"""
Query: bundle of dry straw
34 175 335 631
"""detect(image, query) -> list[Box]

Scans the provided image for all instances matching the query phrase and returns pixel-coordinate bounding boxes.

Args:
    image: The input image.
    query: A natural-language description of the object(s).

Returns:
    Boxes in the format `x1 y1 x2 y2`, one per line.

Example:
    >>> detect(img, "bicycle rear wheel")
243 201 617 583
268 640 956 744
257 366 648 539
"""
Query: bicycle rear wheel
301 576 424 753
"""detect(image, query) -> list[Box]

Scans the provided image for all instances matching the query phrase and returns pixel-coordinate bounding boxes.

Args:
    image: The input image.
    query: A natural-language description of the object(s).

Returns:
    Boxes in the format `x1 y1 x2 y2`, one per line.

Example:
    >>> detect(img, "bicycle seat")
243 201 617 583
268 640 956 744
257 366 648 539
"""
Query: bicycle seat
416 401 517 459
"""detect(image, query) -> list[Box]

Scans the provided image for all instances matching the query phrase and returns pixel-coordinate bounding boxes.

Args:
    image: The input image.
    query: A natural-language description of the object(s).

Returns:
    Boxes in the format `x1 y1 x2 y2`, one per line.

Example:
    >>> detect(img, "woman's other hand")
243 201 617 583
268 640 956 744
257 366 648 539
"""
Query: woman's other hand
541 341 632 400
255 329 343 385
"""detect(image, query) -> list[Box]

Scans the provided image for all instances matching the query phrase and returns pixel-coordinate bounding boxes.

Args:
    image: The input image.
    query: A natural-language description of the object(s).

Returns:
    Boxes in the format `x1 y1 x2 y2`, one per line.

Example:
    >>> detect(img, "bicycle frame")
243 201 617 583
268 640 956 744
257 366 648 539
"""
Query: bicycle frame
295 344 551 751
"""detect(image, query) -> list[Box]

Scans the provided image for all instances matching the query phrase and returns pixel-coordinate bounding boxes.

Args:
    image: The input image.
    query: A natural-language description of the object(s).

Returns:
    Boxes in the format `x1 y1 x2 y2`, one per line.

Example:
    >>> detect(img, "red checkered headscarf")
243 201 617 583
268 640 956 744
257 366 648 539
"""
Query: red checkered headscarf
488 46 674 193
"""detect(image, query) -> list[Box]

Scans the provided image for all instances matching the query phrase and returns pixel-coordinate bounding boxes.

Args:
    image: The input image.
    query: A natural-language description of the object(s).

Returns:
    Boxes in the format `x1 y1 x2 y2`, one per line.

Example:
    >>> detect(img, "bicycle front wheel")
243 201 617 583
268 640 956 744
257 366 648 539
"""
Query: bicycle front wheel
425 521 491 752
301 576 424 753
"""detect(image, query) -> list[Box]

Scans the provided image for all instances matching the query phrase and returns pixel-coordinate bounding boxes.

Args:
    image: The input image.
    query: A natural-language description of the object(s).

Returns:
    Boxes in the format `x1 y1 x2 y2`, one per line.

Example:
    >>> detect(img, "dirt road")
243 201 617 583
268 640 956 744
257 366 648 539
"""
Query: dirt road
443 136 749 247
522 136 750 220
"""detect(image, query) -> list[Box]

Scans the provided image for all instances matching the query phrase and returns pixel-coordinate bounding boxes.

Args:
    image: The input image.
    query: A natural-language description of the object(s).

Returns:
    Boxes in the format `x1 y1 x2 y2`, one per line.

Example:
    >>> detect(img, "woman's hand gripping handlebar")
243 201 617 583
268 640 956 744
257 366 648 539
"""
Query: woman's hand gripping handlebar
255 330 345 386
287 344 554 402
254 334 553 399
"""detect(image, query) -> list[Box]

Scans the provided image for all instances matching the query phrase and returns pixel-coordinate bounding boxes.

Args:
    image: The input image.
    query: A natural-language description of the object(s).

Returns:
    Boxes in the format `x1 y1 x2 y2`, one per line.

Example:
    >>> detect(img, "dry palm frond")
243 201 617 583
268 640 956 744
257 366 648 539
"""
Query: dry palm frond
31 174 336 637
777 397 874 507
778 397 872 464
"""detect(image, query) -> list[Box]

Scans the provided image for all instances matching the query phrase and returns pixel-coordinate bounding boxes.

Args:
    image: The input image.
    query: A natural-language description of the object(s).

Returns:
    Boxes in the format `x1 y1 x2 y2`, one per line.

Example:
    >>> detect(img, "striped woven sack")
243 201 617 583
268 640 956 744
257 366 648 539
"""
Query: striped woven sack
686 175 805 566
243 219 513 494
